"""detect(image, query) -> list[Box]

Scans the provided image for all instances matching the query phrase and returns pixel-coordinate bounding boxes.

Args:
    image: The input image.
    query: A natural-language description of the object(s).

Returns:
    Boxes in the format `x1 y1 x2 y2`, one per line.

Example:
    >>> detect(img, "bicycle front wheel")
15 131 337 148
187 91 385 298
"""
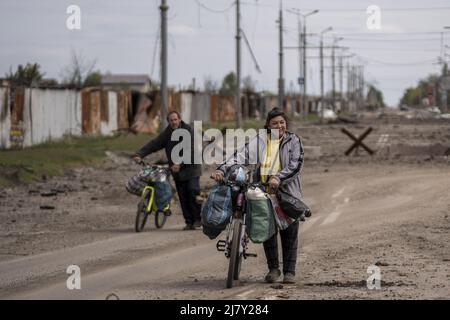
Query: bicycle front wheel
154 210 168 229
135 192 150 232
226 219 242 288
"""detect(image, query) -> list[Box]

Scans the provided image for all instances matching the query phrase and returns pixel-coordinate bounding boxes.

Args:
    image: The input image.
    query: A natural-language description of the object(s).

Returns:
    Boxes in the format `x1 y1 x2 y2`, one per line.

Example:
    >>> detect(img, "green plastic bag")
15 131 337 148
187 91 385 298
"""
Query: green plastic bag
246 189 276 243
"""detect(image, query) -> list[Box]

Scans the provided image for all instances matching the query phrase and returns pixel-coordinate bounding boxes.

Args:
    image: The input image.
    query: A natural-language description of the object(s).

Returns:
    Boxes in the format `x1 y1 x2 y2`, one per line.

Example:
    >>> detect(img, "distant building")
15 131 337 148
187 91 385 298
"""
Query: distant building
101 74 152 93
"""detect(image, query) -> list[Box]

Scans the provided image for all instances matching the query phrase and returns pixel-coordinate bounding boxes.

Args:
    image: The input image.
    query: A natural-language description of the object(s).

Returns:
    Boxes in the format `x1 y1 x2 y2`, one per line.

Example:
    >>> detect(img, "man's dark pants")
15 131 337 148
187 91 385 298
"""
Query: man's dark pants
175 177 201 225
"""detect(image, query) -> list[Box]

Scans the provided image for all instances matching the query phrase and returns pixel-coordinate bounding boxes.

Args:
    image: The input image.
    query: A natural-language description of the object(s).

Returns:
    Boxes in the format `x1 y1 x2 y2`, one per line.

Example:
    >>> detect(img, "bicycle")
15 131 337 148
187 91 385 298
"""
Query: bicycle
134 162 172 232
214 166 263 288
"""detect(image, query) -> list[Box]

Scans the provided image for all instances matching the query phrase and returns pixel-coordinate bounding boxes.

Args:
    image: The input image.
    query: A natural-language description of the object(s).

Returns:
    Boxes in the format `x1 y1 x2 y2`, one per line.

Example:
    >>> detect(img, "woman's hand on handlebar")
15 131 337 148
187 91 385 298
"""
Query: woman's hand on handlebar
211 170 224 182
269 176 280 193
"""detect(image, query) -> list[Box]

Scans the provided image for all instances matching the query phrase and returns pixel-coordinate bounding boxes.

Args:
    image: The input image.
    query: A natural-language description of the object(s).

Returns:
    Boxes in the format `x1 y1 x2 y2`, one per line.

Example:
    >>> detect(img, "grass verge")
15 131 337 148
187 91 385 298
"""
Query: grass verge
0 133 153 187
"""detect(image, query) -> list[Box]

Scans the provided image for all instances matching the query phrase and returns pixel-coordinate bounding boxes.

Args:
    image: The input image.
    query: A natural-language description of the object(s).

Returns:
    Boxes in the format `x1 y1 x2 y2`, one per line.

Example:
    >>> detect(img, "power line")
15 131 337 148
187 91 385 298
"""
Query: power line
194 0 235 13
241 28 262 73
332 31 450 36
239 2 450 12
150 24 161 79
354 54 437 66
326 37 450 42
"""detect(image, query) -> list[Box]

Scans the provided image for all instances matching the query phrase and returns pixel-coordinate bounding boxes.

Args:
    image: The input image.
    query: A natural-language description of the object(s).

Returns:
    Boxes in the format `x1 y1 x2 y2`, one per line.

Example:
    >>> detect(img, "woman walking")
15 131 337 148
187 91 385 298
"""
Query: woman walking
212 107 305 284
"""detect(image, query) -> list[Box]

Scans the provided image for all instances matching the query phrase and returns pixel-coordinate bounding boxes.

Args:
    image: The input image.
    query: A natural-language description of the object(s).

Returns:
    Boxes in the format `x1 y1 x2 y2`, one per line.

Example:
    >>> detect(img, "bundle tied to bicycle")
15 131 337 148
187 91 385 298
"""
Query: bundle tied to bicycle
126 163 174 232
200 165 312 243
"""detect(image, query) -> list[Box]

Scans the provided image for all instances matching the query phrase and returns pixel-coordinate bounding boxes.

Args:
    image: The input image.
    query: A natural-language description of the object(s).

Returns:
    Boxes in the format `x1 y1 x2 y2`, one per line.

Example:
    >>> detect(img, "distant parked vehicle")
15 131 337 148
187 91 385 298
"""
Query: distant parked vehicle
399 105 409 111
429 106 441 114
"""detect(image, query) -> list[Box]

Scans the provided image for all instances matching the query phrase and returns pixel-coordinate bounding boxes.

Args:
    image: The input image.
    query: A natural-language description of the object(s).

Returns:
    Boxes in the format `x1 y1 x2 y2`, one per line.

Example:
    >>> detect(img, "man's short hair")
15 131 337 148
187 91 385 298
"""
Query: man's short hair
167 110 181 121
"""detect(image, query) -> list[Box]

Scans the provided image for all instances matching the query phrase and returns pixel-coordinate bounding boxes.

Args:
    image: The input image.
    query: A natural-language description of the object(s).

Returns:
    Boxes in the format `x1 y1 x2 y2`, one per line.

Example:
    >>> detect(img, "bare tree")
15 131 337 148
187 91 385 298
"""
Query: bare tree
61 49 97 88
203 75 219 94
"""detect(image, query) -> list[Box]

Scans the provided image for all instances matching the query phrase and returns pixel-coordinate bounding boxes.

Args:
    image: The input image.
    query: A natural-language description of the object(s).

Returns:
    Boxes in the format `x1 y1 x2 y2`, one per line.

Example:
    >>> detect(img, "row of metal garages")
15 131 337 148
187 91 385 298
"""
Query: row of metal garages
0 86 132 149
0 85 316 149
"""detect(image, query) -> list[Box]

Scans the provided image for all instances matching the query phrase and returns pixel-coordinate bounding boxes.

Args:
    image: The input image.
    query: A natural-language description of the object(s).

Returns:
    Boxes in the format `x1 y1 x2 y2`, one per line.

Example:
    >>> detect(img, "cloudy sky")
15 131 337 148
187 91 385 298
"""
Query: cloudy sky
1 0 450 106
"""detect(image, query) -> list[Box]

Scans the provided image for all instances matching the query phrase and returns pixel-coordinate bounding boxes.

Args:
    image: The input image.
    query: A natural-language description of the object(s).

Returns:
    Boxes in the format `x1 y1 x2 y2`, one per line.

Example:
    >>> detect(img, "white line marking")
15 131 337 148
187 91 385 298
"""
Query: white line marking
321 210 342 225
236 289 255 299
332 187 345 199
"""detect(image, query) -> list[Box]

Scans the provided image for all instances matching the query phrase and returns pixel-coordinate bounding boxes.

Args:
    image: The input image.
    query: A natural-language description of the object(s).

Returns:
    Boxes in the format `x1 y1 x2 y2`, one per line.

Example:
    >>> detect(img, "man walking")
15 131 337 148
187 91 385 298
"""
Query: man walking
133 111 202 230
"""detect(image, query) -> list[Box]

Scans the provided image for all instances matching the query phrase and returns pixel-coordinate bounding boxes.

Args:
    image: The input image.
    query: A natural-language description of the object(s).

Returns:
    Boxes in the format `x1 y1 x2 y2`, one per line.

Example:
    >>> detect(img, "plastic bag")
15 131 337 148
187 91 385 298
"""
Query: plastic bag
269 194 294 230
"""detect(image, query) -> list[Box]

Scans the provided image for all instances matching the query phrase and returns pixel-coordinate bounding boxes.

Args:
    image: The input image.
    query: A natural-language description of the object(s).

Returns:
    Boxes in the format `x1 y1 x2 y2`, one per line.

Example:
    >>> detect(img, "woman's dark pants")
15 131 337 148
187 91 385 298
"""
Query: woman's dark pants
263 221 299 275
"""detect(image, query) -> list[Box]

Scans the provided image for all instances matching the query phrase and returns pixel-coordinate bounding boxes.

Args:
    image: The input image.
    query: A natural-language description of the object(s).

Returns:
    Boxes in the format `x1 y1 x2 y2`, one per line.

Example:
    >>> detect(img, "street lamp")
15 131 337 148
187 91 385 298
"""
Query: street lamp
331 36 344 110
320 26 333 123
286 8 319 119
301 10 319 120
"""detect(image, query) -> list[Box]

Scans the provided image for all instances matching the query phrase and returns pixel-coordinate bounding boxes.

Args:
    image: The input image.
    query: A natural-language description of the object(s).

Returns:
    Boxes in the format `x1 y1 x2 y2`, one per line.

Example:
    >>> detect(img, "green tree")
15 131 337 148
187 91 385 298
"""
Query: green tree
366 85 385 108
83 71 102 87
242 75 257 95
219 72 237 96
5 63 44 86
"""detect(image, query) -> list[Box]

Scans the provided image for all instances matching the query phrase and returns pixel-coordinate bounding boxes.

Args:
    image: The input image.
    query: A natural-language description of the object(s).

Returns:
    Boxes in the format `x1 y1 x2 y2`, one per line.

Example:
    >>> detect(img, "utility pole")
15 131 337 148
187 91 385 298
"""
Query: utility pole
339 53 343 112
297 15 302 118
302 10 318 120
319 27 332 123
347 62 351 108
331 37 343 112
331 44 335 111
361 65 365 107
286 9 318 119
320 36 324 120
302 21 307 119
298 23 303 118
236 0 242 128
278 2 285 110
160 0 168 130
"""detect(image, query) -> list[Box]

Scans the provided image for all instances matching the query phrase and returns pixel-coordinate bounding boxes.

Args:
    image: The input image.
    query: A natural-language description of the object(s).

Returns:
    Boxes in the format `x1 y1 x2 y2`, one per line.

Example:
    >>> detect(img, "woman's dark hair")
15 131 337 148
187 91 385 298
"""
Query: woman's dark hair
264 107 288 129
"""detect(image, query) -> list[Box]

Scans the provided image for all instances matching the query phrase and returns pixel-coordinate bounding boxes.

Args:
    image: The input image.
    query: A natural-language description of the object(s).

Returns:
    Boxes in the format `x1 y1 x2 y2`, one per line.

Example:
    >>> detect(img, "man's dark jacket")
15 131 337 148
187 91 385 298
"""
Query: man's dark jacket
135 121 202 182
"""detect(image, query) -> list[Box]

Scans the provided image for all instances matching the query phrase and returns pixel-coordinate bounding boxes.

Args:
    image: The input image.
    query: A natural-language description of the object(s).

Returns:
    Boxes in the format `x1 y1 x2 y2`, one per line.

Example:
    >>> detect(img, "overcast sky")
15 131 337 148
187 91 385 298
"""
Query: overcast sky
1 0 450 106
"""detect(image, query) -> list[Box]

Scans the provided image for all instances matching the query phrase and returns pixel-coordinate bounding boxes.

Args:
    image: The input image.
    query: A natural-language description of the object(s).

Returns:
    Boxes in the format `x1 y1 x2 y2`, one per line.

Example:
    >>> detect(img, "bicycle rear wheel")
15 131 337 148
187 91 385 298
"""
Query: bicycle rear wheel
226 219 242 288
154 210 168 229
135 191 150 232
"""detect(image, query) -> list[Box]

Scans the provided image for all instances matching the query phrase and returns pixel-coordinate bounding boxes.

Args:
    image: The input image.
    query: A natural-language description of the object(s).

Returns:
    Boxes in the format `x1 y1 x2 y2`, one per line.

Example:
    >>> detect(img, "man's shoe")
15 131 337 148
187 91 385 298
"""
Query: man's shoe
193 220 202 228
264 269 281 283
283 272 296 284
183 224 195 231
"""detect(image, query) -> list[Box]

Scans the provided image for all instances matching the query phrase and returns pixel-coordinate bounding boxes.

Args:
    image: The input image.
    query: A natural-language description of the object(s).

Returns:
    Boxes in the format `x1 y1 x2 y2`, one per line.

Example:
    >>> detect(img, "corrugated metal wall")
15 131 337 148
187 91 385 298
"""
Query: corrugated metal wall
180 92 193 123
117 91 131 131
172 92 211 124
100 91 118 135
211 95 235 122
0 85 320 150
0 87 11 149
0 87 125 149
27 88 82 146
192 93 210 122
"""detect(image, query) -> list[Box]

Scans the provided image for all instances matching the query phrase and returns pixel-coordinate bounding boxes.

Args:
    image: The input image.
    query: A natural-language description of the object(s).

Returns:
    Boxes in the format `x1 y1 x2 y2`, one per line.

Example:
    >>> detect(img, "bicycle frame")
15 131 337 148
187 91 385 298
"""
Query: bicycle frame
224 190 248 259
141 185 171 213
